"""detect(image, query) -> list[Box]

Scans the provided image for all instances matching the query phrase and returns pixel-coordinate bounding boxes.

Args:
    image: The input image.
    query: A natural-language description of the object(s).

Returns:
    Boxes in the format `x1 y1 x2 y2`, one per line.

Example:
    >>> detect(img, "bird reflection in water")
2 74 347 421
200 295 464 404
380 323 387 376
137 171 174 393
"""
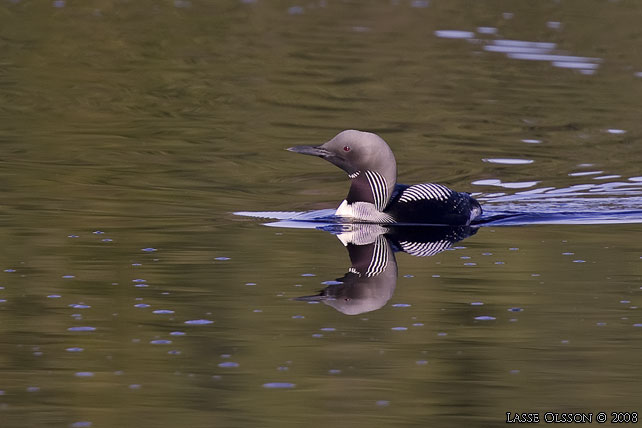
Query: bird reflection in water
296 224 477 315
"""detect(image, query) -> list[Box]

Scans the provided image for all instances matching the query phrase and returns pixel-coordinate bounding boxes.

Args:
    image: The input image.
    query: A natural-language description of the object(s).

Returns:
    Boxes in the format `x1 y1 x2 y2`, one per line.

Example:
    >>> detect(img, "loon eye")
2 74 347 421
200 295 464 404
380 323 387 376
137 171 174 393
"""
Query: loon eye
343 146 351 152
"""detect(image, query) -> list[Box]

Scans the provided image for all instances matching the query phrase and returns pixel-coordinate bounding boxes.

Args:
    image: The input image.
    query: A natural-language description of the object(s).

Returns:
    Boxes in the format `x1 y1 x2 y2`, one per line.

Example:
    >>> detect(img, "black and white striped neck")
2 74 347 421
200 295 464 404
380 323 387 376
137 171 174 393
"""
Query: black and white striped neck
346 170 392 211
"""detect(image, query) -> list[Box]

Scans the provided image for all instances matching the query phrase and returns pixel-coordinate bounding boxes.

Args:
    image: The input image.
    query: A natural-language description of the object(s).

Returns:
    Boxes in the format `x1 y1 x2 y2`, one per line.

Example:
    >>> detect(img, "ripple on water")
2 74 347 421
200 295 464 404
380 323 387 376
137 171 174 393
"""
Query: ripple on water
67 326 96 332
184 319 214 325
75 372 94 377
218 362 240 368
472 178 539 189
262 382 295 389
70 422 92 428
150 340 172 345
66 347 84 352
483 158 534 165
391 327 408 331
475 316 496 321
434 30 475 39
141 248 157 252
153 310 175 314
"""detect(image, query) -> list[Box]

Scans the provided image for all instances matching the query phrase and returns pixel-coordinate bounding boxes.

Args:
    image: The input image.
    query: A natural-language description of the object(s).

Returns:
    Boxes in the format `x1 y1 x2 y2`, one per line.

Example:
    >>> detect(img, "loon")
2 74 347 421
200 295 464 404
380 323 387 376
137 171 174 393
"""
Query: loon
288 130 482 225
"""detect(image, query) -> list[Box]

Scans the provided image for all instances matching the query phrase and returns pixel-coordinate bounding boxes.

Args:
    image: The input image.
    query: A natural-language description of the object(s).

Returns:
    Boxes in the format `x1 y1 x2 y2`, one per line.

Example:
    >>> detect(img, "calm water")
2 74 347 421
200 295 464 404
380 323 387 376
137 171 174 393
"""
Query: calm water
1 1 641 427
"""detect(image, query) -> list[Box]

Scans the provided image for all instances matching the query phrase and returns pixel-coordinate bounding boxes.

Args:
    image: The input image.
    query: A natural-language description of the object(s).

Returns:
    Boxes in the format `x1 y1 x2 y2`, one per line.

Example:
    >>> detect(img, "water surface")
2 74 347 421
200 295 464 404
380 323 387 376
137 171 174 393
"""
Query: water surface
0 1 641 427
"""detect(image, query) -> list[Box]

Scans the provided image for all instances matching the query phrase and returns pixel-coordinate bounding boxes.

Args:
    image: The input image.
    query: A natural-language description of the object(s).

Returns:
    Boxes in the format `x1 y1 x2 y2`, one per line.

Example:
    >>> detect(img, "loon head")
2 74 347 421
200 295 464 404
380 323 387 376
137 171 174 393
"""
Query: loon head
288 130 398 209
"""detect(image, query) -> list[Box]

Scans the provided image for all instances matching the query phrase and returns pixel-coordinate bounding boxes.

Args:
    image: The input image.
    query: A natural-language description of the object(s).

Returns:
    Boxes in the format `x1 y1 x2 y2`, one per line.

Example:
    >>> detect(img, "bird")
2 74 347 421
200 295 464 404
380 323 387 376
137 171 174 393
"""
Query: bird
288 130 482 225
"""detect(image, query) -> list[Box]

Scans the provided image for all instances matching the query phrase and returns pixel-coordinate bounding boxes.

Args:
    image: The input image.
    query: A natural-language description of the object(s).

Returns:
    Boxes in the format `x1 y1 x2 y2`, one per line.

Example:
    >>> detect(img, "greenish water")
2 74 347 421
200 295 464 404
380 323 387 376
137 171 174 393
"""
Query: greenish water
0 1 641 427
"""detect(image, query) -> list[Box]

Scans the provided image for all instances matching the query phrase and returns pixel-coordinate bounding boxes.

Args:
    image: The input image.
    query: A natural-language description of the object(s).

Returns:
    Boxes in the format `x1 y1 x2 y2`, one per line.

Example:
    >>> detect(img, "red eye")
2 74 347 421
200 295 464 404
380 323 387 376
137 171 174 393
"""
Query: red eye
343 146 351 152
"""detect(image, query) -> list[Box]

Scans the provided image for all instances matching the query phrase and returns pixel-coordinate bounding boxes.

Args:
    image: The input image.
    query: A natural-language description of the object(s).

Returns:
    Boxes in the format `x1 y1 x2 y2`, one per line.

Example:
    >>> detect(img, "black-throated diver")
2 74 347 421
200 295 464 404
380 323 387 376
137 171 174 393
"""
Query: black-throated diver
288 130 482 225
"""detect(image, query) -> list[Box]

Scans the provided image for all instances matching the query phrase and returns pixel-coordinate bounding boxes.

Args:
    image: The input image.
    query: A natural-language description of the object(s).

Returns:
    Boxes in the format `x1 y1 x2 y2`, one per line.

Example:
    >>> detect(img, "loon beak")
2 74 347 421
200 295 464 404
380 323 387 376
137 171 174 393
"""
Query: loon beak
287 145 333 158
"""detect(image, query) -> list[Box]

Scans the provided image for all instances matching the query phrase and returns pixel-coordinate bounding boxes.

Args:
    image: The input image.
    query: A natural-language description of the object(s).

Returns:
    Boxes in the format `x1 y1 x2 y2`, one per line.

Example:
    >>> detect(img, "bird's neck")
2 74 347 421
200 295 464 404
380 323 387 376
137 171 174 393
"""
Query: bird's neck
346 170 396 211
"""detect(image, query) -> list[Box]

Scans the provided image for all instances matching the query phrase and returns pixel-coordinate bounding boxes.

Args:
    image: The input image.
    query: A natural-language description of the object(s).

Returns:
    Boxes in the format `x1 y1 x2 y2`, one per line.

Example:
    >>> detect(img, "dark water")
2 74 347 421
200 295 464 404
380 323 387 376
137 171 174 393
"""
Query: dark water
1 1 641 427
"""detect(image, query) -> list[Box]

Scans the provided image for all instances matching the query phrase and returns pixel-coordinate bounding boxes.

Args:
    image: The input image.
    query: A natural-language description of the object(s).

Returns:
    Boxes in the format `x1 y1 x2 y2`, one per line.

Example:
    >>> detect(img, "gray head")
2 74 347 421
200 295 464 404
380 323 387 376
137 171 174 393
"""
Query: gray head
288 130 398 204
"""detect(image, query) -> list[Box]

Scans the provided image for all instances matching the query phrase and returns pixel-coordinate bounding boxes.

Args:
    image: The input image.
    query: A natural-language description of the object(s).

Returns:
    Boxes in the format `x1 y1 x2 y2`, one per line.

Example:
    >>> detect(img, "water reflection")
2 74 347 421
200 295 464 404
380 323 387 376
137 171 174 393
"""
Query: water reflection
296 224 477 315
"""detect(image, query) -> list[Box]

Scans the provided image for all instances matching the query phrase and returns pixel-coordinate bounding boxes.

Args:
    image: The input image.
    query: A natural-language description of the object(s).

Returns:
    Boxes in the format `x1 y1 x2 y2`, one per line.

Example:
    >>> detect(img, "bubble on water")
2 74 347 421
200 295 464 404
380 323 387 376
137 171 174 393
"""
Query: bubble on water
62 275 75 279
320 327 336 332
495 261 505 265
150 339 172 345
215 257 230 261
291 315 305 319
132 279 146 283
68 235 79 238
403 274 414 278
68 326 96 332
75 372 94 377
263 382 295 389
245 282 256 286
301 273 316 277
376 400 390 407
153 310 175 314
170 331 185 336
521 139 541 144
437 332 448 336
596 322 607 326
135 284 149 288
70 422 92 428
547 21 562 29
69 304 91 309
93 231 104 235
573 260 586 263
432 274 440 278
471 302 484 306
412 323 424 327
129 384 141 389
168 350 182 355
416 360 428 365
464 262 477 266
321 280 342 285
141 248 157 252
184 319 214 325
101 238 113 243
66 347 84 352
509 369 521 374
633 324 642 328
392 303 411 308
508 307 524 312
134 304 150 308
606 129 626 134
475 316 496 321
218 362 239 368
4 269 16 273
132 263 142 267
253 309 263 313
27 386 40 392
391 327 407 331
